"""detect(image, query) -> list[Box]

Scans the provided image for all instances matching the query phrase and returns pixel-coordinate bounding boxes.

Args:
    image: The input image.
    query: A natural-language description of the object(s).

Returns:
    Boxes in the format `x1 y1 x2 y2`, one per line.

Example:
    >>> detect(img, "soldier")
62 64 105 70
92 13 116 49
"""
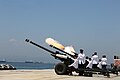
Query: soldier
69 48 85 76
84 56 89 68
101 55 107 76
92 52 99 69
68 58 78 75
97 59 102 69
101 55 107 70
86 58 92 69
77 49 85 76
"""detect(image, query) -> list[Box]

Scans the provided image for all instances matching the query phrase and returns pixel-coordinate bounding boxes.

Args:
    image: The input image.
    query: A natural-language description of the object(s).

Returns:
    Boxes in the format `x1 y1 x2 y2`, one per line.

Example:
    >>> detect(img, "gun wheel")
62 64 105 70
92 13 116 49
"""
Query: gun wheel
55 63 68 75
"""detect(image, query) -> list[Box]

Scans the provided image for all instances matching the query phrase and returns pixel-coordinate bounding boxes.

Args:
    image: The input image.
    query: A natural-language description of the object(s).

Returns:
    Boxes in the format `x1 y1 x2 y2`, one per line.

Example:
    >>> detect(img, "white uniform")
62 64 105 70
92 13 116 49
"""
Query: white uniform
77 53 85 64
69 53 85 69
69 52 85 69
97 61 102 69
86 60 92 69
101 58 107 65
69 59 78 69
91 55 98 64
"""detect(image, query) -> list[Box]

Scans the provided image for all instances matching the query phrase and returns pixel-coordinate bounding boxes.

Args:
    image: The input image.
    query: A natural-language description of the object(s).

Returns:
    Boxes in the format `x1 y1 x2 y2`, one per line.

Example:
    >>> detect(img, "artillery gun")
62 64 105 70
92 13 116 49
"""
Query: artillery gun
25 38 77 75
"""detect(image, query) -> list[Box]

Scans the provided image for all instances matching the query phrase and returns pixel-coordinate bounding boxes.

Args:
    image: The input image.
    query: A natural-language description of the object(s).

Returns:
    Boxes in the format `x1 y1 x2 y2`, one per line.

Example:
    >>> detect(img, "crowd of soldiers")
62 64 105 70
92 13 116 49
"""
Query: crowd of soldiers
69 49 107 76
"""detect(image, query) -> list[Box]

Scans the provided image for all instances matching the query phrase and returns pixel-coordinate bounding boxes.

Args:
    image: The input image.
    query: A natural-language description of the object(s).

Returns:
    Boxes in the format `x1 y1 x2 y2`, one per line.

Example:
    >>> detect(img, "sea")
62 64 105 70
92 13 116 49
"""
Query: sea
0 62 55 70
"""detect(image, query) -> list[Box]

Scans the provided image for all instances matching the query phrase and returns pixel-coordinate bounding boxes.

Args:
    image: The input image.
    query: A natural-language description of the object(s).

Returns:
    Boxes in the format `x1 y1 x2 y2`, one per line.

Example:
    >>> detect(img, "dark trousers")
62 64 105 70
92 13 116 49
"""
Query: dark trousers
102 65 107 70
78 64 84 76
102 65 107 76
69 66 75 75
92 64 98 69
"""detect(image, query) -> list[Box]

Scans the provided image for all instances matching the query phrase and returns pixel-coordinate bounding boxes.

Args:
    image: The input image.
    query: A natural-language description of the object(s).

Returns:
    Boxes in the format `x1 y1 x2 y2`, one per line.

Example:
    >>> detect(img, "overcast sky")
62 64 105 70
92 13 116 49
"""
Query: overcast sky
0 0 120 63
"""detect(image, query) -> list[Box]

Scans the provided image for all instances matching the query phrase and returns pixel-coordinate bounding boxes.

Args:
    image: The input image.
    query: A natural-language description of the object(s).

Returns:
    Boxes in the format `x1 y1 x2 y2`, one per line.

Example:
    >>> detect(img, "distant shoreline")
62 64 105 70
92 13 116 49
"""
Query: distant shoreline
0 62 55 70
0 61 55 64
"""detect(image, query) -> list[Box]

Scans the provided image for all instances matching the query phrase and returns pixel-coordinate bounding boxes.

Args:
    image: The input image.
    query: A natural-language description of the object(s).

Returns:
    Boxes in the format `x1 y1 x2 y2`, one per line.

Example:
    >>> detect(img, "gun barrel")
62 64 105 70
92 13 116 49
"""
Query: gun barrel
25 39 55 54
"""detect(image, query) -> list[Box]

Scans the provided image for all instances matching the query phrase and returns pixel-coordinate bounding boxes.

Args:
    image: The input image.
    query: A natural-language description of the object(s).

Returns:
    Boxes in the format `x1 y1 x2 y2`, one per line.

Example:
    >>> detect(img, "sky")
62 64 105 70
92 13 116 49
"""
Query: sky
0 0 120 63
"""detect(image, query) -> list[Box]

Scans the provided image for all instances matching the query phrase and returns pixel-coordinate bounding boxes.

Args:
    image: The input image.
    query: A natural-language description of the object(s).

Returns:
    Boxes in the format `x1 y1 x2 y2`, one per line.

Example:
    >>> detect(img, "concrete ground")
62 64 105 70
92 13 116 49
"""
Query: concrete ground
0 69 120 80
